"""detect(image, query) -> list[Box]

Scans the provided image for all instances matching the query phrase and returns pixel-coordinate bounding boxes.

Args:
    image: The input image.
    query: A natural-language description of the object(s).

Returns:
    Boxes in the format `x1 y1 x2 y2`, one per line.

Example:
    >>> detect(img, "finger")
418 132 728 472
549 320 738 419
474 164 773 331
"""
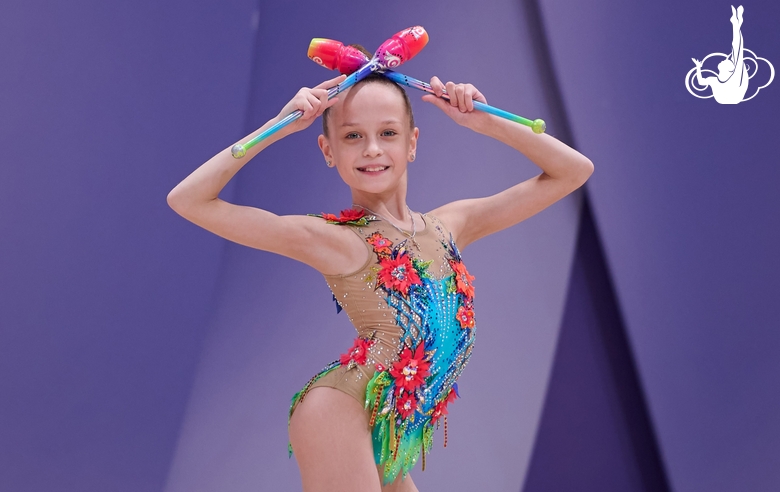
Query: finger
445 81 458 107
310 93 325 116
302 94 320 119
298 99 315 119
473 89 487 105
421 93 451 112
430 76 444 97
291 88 310 113
310 88 327 100
312 89 329 116
314 74 347 90
464 86 475 112
454 84 467 112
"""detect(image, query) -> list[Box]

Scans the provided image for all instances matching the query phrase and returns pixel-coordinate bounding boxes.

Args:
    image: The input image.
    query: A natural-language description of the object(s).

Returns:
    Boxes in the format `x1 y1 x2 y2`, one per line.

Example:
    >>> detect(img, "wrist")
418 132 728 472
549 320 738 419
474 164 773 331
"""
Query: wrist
467 113 498 135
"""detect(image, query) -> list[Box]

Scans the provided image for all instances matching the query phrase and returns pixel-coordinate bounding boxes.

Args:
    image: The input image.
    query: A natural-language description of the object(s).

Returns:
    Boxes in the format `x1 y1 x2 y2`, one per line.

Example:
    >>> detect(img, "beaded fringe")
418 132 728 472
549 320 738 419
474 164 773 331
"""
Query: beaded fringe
289 364 454 484
368 381 386 427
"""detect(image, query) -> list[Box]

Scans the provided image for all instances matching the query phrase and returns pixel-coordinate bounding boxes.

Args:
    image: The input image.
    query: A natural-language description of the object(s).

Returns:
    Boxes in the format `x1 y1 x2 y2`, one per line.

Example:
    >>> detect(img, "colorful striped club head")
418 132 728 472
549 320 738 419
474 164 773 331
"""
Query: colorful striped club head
373 26 428 69
308 39 368 74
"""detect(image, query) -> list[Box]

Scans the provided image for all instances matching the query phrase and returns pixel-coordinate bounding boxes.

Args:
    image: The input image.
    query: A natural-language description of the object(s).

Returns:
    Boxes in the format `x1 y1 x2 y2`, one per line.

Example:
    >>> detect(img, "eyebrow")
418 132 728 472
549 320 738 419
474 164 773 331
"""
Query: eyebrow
340 119 402 127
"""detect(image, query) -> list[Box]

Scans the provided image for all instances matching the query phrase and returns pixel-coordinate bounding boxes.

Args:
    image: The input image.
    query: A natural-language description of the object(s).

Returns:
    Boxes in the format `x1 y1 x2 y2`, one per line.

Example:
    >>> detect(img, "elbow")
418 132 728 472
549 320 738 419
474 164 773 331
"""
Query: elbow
167 188 189 214
167 188 215 219
574 159 594 187
584 159 595 179
167 189 180 210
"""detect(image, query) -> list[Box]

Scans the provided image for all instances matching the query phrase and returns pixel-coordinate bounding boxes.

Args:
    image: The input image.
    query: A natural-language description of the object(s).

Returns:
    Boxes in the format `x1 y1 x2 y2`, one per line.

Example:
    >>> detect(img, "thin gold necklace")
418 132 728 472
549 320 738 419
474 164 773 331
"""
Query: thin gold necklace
352 203 421 250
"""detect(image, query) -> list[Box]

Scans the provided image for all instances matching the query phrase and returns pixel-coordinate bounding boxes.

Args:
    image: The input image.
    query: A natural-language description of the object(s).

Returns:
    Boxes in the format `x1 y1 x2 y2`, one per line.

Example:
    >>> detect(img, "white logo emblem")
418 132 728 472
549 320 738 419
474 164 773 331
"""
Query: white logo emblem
383 52 402 68
410 26 426 40
685 5 774 104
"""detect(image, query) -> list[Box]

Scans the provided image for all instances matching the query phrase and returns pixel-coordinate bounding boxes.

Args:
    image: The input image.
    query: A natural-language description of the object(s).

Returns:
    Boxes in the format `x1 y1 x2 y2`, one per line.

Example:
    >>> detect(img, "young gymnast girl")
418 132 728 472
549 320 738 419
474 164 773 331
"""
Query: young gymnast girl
167 45 593 491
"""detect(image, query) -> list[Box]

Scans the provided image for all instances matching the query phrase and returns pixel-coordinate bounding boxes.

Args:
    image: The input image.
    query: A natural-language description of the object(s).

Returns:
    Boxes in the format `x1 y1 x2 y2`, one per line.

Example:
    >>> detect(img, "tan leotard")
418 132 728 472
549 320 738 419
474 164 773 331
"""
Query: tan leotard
287 209 476 486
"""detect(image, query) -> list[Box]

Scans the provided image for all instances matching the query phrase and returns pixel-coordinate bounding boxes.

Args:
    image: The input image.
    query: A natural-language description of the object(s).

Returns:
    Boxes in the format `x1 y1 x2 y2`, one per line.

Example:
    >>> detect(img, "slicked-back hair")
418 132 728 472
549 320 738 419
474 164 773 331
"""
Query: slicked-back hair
321 45 415 138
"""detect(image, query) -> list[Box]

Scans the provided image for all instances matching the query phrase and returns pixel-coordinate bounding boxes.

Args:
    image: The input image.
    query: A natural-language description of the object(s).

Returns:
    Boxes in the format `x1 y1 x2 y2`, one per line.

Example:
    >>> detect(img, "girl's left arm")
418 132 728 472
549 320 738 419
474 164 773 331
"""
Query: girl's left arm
424 77 594 251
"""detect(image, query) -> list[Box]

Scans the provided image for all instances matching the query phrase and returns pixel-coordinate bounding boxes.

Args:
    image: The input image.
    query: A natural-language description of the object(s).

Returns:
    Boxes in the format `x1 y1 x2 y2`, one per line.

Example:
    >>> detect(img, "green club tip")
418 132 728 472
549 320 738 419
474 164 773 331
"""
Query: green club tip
231 144 246 159
532 119 546 134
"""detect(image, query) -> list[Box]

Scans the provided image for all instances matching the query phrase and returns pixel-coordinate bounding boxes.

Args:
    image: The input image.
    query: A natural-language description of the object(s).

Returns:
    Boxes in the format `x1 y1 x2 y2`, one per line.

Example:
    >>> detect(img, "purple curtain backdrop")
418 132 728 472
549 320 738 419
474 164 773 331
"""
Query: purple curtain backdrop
2 0 778 491
539 1 780 491
0 1 257 491
524 197 670 492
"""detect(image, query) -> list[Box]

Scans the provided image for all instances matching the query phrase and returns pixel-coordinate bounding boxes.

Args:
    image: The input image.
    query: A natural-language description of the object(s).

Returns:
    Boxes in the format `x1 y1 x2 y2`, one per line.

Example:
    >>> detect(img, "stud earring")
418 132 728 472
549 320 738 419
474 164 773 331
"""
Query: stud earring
409 153 416 162
326 160 333 167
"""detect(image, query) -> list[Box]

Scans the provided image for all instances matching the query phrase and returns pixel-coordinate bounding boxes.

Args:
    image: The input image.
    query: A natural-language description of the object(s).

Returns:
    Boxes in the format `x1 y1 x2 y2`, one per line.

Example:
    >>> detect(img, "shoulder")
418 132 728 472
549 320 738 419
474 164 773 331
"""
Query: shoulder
302 208 379 276
425 201 472 251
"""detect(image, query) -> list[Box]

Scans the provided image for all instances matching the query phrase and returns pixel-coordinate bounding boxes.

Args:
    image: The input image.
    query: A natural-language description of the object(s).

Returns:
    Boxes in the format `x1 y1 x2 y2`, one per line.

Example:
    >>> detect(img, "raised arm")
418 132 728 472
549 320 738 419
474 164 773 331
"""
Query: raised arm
423 76 593 251
166 74 368 276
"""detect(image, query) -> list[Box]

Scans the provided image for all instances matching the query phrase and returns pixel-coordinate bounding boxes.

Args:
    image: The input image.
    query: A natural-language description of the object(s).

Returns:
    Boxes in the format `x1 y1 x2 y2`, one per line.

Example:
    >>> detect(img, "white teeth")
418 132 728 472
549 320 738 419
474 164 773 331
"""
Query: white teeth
360 166 388 172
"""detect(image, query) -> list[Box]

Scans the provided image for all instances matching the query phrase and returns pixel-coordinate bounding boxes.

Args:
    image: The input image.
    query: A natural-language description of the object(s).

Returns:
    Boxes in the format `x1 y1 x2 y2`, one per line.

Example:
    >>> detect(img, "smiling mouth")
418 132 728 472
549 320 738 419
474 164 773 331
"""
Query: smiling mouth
357 166 389 173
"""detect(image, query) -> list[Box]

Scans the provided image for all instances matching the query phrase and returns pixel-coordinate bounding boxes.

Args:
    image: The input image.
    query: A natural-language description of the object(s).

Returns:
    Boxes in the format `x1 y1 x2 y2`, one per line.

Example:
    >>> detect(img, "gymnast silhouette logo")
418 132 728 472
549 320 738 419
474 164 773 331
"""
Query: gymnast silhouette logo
685 5 774 104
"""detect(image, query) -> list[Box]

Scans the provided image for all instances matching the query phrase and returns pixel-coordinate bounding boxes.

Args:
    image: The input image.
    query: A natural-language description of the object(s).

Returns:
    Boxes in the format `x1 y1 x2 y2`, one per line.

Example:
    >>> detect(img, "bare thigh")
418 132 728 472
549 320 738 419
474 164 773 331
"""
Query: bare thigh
377 464 419 492
289 386 382 492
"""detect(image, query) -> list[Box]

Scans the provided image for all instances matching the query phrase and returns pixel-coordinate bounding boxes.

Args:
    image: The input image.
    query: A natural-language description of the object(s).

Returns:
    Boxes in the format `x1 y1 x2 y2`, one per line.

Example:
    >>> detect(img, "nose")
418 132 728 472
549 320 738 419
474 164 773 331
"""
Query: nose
363 135 383 158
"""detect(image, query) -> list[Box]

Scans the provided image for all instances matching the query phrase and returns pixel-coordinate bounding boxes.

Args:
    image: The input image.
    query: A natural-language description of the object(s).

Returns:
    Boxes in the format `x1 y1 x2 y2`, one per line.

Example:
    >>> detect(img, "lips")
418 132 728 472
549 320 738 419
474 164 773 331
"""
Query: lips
357 165 389 173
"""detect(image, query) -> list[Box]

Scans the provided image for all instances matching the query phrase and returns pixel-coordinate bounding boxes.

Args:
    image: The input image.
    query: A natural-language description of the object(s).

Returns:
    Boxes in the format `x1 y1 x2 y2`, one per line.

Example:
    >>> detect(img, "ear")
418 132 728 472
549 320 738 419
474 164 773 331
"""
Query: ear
408 127 419 155
318 134 332 161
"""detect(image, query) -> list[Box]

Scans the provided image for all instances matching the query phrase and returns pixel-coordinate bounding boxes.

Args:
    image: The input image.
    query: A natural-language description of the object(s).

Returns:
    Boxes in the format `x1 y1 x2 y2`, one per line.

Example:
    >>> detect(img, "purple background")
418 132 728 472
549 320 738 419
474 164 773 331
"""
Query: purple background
1 1 778 491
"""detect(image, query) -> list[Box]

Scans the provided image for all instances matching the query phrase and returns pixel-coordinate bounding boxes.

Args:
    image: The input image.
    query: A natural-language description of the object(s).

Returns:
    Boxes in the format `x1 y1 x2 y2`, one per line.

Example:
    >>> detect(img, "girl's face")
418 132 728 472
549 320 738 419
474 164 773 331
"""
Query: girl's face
318 82 418 196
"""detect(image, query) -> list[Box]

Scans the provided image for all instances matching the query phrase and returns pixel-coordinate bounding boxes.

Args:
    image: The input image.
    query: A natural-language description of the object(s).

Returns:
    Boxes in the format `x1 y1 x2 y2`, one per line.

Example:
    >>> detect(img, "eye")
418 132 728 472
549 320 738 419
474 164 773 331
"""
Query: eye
382 129 398 137
345 132 360 139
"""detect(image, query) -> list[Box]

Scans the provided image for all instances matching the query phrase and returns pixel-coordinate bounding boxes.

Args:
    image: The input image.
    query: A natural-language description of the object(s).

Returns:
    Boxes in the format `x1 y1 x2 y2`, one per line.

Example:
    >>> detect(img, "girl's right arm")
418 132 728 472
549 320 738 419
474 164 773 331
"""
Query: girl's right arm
165 74 366 276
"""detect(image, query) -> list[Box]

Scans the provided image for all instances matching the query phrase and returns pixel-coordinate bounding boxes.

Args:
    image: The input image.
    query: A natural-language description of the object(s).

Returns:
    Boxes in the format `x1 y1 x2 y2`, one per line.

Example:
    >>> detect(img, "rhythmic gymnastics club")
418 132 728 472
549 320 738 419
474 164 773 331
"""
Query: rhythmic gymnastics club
307 39 546 134
231 26 429 159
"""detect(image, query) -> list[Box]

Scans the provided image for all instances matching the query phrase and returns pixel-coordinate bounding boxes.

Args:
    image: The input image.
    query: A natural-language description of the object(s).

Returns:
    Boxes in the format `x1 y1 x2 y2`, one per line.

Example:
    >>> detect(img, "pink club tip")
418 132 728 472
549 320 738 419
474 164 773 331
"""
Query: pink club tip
374 26 429 68
308 38 369 74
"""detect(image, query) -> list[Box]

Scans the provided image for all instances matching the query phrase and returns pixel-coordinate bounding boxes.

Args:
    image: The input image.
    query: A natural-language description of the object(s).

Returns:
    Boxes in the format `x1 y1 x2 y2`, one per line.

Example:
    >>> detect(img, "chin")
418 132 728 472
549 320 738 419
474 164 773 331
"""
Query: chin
352 178 398 194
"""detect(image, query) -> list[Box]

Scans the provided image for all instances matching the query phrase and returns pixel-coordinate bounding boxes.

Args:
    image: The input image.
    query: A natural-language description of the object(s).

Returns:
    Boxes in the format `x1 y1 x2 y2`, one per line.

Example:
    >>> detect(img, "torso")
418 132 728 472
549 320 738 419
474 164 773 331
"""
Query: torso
323 210 432 278
287 208 477 484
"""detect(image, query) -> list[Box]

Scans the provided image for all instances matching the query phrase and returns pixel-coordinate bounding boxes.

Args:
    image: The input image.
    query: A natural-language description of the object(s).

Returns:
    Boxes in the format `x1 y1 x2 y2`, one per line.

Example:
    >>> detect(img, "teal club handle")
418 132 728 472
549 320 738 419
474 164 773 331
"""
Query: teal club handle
231 62 379 158
382 71 546 134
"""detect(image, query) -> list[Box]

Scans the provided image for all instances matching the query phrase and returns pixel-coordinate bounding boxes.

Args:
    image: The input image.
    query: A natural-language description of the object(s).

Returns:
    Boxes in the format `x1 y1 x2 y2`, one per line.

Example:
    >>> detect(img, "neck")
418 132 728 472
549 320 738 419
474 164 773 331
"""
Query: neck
349 174 409 222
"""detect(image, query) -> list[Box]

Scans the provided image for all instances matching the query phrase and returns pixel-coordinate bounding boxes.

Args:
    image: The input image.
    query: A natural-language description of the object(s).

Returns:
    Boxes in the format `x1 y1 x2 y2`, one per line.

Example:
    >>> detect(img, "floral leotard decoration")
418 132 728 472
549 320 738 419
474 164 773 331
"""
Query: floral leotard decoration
360 228 476 484
288 211 477 486
306 207 378 226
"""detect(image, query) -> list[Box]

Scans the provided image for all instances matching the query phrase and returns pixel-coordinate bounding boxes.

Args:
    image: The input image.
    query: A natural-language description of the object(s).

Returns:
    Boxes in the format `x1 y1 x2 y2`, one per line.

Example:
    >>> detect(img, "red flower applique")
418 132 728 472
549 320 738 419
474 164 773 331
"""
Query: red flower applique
308 208 372 226
456 305 475 329
389 342 431 393
366 232 393 257
430 385 459 425
336 208 366 222
396 391 418 419
339 334 376 367
377 251 422 296
449 259 475 299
